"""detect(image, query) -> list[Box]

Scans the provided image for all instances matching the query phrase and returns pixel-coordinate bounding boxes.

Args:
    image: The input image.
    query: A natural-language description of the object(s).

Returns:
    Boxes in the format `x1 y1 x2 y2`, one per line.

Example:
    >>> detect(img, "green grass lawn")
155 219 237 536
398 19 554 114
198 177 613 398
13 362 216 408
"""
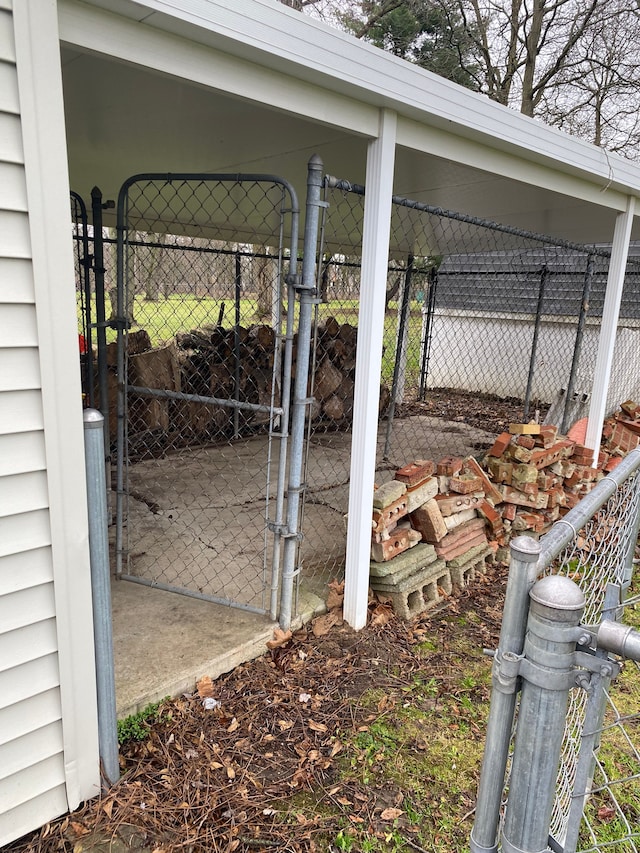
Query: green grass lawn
78 293 427 389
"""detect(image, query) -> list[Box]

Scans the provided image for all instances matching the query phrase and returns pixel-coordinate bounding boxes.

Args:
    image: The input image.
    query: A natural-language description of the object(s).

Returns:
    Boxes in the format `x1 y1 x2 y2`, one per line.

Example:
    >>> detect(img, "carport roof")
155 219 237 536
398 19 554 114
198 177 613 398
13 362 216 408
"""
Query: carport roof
59 0 640 248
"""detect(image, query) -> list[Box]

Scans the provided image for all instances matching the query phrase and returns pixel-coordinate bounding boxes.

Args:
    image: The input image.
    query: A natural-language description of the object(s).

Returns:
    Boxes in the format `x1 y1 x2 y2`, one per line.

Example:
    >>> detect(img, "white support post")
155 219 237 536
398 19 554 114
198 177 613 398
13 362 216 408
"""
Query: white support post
585 196 636 458
343 109 397 630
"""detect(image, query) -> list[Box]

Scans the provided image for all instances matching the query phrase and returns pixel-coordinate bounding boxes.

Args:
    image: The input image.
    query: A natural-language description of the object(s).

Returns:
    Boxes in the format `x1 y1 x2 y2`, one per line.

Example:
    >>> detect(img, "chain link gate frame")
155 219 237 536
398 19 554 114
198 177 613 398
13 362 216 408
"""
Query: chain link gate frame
113 172 302 620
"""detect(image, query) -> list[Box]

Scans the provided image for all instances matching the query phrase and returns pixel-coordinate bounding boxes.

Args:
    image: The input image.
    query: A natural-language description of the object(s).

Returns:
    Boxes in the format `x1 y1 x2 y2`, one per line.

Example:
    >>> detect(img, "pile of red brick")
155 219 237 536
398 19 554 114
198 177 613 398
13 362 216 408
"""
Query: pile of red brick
368 399 640 619
369 456 497 618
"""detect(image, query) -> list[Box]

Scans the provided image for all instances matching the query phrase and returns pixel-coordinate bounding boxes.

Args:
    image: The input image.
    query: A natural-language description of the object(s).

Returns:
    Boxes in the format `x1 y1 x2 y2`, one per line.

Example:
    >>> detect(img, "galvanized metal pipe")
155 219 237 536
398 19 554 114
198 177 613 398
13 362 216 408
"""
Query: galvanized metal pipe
418 265 438 401
470 535 541 853
501 575 585 853
561 253 594 434
72 191 96 408
524 265 549 420
279 154 323 630
126 384 283 415
91 187 110 457
233 251 242 439
83 409 119 786
384 254 413 460
269 194 300 621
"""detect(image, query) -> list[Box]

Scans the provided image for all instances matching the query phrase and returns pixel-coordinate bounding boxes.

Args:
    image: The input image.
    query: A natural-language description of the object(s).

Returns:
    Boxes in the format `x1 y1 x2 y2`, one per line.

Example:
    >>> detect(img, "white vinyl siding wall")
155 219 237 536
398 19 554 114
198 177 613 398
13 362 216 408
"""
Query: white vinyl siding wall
0 0 68 844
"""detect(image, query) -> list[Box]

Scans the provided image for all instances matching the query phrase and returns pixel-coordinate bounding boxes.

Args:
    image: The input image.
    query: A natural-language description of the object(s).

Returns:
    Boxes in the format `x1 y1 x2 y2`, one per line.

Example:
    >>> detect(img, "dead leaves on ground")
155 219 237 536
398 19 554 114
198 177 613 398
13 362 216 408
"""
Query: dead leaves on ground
11 566 507 853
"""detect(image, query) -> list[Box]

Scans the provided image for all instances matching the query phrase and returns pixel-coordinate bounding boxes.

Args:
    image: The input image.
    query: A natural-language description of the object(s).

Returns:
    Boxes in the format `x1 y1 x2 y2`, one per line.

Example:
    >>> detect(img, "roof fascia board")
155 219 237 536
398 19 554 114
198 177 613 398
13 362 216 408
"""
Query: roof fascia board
58 0 378 139
397 117 629 213
81 0 640 201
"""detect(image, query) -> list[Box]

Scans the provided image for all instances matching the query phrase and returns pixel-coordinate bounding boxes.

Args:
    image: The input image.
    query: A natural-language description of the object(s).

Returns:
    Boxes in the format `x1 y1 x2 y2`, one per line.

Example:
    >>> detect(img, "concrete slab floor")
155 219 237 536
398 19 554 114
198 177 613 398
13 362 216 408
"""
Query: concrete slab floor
110 416 491 719
111 577 325 719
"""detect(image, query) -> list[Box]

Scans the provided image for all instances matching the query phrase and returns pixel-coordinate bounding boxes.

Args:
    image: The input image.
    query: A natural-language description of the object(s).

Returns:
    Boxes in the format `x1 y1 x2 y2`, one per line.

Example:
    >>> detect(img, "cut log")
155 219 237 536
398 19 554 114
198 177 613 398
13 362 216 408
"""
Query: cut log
323 395 345 421
314 357 343 401
324 316 341 338
249 324 276 349
128 341 180 432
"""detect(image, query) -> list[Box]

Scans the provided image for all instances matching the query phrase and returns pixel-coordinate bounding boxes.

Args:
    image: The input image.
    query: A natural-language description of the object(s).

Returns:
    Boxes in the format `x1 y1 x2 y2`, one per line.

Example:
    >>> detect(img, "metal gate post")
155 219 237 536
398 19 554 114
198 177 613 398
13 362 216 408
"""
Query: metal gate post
501 575 586 853
524 265 549 420
384 254 413 460
470 536 540 853
279 154 323 630
83 409 119 786
561 253 594 435
418 265 437 401
91 187 111 458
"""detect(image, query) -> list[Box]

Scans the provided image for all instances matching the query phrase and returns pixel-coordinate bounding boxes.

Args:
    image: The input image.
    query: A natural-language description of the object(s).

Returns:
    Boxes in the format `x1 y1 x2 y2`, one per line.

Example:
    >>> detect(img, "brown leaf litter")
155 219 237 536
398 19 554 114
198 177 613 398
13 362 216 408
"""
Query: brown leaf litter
9 563 508 853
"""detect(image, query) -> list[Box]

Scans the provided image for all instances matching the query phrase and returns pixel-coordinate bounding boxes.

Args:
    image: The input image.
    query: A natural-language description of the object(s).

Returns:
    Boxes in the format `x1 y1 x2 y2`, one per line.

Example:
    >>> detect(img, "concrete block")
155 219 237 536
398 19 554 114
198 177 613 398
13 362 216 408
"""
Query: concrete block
448 546 491 588
371 557 448 593
371 559 451 620
369 541 437 579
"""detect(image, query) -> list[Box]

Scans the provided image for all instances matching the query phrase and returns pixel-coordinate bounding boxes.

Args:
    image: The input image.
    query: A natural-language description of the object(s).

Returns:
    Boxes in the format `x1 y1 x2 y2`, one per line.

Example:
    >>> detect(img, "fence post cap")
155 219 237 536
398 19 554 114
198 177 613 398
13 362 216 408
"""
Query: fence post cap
530 574 585 612
510 534 541 562
83 408 105 428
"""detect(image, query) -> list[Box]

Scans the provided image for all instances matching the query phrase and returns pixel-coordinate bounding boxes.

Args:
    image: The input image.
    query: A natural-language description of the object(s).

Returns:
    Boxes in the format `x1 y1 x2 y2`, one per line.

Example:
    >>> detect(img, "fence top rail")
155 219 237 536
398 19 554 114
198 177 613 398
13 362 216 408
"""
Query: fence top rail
324 175 640 267
118 171 299 215
536 447 640 569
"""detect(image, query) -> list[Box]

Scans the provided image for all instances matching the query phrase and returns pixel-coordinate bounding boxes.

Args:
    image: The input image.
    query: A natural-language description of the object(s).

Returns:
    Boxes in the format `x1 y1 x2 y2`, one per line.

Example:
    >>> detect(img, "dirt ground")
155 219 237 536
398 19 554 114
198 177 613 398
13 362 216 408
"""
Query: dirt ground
397 388 550 435
9 391 543 853
9 561 507 853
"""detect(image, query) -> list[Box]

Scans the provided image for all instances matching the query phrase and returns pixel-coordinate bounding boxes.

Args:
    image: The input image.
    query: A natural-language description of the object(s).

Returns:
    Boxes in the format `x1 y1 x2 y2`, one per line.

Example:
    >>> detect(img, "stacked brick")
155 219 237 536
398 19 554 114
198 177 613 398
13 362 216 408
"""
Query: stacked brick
368 399 640 620
603 399 640 459
369 457 496 619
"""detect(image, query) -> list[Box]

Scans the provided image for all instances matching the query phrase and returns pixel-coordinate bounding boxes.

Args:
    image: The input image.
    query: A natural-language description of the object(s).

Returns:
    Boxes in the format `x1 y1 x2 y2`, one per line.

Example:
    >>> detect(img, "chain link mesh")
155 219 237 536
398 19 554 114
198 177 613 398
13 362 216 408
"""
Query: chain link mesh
113 177 296 613
543 470 640 852
301 178 640 591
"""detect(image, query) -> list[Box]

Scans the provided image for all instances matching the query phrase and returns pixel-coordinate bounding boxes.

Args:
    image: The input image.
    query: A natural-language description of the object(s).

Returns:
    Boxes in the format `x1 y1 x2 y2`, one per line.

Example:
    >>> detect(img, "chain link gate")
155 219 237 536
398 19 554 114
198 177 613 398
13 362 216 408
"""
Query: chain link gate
113 173 300 618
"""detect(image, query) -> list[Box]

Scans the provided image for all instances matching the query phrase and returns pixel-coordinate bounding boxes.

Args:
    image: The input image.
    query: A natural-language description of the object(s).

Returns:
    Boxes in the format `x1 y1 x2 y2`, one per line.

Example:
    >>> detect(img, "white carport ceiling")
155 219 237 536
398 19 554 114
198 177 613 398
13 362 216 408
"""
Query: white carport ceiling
59 0 640 253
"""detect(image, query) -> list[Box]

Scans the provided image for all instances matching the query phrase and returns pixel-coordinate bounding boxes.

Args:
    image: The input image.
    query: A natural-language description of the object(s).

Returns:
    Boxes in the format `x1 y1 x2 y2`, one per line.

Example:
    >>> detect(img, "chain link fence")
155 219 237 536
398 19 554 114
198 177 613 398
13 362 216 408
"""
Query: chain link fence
297 176 640 593
472 449 640 853
109 174 300 616
545 465 640 853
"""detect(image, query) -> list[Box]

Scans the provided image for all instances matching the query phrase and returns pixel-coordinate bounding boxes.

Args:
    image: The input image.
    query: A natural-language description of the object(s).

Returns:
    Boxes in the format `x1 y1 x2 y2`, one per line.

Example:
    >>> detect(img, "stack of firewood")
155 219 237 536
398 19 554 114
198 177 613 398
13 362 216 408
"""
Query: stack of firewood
311 317 390 423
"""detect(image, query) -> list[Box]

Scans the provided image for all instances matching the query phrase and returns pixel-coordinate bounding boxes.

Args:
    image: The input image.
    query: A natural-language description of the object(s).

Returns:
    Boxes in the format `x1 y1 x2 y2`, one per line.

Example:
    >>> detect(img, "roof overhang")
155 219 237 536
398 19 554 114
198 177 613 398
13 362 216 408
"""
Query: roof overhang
59 0 640 248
